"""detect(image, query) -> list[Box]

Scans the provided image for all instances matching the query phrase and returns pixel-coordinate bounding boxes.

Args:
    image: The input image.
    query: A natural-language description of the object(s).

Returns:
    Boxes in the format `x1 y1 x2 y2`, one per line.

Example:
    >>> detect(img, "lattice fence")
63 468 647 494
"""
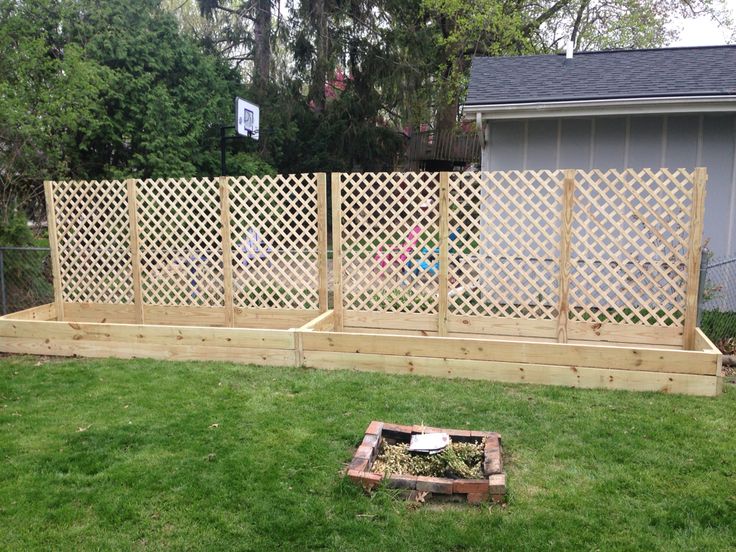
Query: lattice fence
47 174 326 321
333 168 705 340
338 172 440 314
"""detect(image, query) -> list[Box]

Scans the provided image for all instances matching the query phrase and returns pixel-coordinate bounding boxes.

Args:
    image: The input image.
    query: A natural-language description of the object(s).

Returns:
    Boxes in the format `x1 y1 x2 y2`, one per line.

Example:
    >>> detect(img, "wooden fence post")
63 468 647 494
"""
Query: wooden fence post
683 167 707 350
218 176 235 327
438 172 450 336
317 173 329 313
44 181 64 321
126 179 144 324
331 173 343 331
556 169 576 343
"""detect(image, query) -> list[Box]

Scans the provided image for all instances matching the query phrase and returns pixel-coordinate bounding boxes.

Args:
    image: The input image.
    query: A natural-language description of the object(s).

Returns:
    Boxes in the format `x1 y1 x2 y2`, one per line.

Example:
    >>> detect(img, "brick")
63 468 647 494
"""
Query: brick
466 492 490 504
383 422 411 434
386 474 417 490
412 424 443 434
446 428 474 440
491 494 505 504
358 472 383 491
365 421 384 436
354 445 373 460
348 456 368 472
453 479 489 494
347 469 382 491
361 434 379 450
485 435 501 449
415 476 454 494
488 473 506 494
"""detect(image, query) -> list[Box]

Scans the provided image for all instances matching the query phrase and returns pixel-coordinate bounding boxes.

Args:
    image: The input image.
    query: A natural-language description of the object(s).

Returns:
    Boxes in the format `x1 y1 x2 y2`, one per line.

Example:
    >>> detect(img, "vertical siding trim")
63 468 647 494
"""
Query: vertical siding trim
588 118 596 169
485 122 493 171
555 118 562 169
696 115 704 166
522 120 529 169
660 116 668 168
623 116 631 167
728 117 736 255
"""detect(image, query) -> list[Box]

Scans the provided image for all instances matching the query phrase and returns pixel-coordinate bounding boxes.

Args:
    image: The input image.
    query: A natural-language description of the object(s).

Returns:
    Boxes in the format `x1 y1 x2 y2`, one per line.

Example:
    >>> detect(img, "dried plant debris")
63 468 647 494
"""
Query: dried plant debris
372 438 485 479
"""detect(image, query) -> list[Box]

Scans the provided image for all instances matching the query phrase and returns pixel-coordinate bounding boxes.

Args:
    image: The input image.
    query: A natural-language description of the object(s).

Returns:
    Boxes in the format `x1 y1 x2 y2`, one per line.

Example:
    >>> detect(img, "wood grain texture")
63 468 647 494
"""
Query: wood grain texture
683 167 707 349
44 181 64 321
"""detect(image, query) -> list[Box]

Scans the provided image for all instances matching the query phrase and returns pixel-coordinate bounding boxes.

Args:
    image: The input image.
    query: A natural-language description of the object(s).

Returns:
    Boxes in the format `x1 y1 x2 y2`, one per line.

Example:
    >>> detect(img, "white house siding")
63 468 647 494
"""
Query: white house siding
482 114 736 258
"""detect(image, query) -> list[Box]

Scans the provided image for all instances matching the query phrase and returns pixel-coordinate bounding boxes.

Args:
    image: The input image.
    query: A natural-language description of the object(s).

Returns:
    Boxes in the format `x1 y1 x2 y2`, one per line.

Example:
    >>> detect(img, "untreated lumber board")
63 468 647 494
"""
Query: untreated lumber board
302 331 719 375
1 337 295 367
60 303 317 329
683 167 707 349
447 314 684 347
299 310 335 331
1 303 56 321
344 311 438 332
303 351 720 396
0 319 295 350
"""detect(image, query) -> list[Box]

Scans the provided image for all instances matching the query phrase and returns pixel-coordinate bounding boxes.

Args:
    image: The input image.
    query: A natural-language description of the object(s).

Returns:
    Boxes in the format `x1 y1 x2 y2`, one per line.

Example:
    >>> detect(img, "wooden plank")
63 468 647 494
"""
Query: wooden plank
303 351 719 396
126 179 144 324
234 308 319 329
438 172 449 336
299 310 334 331
683 167 707 349
219 177 235 327
317 173 329 312
302 331 718 375
556 169 575 343
0 336 295 367
1 303 56 321
44 181 64 321
0 319 295 350
344 326 439 337
447 314 684 347
447 314 556 339
694 328 718 352
63 302 137 323
344 310 438 332
331 173 344 330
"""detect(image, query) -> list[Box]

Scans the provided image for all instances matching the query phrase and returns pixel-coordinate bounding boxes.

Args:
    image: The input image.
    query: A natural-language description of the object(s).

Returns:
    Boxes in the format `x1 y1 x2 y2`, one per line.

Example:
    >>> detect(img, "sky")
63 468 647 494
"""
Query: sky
669 0 736 46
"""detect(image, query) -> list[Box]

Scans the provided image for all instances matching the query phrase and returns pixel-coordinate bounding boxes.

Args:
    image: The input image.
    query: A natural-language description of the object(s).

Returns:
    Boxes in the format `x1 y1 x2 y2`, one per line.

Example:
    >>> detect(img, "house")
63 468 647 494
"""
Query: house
462 45 736 258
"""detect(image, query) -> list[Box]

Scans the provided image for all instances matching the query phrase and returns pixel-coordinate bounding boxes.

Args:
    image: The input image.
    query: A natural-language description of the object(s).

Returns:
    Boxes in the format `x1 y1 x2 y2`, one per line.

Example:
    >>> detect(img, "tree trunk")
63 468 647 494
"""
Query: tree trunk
252 0 271 97
308 0 328 111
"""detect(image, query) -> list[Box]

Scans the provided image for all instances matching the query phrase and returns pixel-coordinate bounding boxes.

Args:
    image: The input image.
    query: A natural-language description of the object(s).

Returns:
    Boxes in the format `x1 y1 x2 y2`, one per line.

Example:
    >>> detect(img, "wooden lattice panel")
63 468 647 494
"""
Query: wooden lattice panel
339 172 440 314
50 180 133 304
135 178 225 307
569 169 694 327
227 174 320 310
448 171 563 320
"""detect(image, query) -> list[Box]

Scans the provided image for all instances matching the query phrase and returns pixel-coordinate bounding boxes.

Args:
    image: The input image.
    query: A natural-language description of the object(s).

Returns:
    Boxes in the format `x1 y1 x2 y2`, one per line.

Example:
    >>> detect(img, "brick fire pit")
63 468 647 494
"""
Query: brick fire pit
347 421 506 504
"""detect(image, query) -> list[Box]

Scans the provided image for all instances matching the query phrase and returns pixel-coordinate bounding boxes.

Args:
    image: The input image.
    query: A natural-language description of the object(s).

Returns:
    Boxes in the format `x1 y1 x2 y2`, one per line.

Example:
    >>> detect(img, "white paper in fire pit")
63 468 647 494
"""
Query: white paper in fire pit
409 432 450 454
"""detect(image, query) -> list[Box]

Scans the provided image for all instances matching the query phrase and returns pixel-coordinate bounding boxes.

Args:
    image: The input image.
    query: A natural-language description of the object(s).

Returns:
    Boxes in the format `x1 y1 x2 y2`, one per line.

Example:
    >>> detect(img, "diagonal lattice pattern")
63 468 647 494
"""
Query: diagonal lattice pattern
227 174 320 310
136 178 225 307
570 168 693 326
448 171 563 320
51 180 133 303
339 172 440 314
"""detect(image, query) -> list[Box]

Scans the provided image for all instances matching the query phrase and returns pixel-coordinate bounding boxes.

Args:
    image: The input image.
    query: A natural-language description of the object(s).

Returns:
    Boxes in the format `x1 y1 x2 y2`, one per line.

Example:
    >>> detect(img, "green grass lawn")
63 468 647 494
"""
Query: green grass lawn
1 355 734 551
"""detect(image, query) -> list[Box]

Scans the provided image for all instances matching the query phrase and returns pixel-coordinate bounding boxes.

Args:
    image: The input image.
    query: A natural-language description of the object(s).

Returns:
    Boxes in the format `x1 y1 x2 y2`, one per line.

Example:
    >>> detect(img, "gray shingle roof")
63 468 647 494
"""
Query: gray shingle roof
465 46 736 106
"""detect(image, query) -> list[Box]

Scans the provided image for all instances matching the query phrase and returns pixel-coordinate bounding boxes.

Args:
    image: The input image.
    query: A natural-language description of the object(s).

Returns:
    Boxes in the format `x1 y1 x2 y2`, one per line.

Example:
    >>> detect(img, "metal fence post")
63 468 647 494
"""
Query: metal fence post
0 248 6 315
696 247 709 326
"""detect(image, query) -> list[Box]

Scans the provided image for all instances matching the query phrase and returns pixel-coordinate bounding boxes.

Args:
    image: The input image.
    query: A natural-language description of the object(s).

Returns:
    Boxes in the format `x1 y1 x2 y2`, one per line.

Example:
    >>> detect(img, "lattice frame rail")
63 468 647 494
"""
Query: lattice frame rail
332 168 707 349
45 174 328 327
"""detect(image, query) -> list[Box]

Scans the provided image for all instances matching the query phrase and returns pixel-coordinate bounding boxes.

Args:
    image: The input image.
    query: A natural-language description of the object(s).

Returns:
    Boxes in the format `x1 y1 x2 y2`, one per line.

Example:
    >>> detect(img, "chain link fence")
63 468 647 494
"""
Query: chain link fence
0 246 53 315
0 244 735 355
698 253 736 355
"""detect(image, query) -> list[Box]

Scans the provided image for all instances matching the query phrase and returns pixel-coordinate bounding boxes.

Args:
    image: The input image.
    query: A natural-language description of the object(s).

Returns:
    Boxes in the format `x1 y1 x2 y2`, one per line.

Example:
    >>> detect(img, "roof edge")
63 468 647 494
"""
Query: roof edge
462 95 736 120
